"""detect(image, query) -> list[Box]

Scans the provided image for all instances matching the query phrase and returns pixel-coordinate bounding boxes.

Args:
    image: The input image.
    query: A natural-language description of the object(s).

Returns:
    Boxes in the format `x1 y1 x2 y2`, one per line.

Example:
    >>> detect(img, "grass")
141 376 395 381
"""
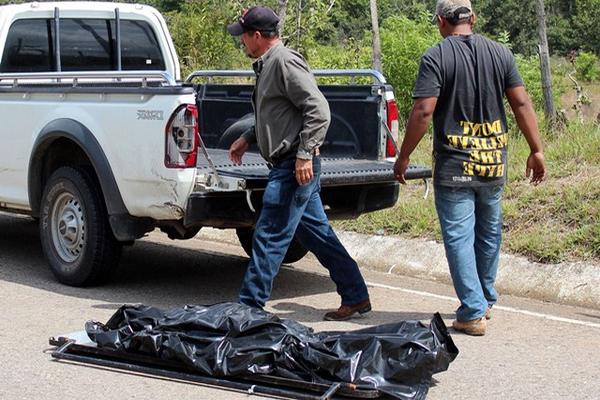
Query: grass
335 122 600 264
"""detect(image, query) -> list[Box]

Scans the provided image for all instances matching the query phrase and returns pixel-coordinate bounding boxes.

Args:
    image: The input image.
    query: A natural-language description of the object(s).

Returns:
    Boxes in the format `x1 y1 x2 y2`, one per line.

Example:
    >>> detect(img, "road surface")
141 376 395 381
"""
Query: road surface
1 213 598 399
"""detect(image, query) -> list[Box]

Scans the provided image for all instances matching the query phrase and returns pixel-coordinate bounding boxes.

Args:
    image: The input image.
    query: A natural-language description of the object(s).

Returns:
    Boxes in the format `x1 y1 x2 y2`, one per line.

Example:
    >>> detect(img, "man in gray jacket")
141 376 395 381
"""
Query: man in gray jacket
227 6 370 321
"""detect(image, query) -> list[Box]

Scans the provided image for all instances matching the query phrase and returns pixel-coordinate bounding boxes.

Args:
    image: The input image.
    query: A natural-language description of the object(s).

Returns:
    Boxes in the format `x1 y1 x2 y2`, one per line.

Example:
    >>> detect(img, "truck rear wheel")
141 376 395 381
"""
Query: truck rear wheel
236 227 308 264
39 166 122 286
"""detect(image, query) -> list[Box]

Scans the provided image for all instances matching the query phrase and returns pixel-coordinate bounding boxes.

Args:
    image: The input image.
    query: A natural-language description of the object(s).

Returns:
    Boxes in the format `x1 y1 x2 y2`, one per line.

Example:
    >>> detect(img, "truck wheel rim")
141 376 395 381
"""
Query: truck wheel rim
51 192 85 263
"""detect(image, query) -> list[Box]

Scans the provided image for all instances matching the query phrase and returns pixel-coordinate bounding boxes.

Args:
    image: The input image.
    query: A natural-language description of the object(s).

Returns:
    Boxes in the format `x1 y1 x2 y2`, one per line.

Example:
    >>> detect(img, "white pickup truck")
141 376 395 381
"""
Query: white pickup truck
0 1 430 286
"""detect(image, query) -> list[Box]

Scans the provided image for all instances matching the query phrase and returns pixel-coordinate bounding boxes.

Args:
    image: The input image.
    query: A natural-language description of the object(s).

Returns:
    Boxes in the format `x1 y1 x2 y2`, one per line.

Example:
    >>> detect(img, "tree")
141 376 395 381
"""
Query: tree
478 0 538 55
536 0 557 127
278 1 336 53
276 0 289 33
369 0 382 72
571 0 600 55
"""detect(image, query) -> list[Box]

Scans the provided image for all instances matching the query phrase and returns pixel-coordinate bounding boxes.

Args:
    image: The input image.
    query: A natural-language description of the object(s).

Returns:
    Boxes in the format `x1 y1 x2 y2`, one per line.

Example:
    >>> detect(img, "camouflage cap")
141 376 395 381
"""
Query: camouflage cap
433 0 473 21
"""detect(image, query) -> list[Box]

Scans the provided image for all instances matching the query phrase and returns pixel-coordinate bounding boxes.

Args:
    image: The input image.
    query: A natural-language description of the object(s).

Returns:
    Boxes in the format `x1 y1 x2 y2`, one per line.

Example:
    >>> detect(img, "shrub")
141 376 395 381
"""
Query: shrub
305 37 371 70
574 51 600 82
165 2 248 78
380 15 440 121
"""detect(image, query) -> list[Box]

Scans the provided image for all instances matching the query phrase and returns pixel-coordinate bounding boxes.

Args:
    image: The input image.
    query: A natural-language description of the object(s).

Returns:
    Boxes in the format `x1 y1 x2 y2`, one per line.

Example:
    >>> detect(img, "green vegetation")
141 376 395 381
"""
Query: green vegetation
163 1 247 77
503 121 600 262
515 55 566 115
575 52 600 82
379 15 440 119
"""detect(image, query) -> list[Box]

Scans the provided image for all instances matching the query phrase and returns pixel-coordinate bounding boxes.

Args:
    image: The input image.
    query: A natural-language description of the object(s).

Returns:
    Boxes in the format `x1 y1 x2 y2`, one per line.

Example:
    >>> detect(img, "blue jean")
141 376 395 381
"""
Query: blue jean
434 184 504 321
239 157 369 309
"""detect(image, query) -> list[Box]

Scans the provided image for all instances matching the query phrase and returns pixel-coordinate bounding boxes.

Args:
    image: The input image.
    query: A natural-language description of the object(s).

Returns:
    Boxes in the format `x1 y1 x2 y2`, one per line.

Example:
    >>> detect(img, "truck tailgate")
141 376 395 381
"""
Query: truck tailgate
197 149 431 189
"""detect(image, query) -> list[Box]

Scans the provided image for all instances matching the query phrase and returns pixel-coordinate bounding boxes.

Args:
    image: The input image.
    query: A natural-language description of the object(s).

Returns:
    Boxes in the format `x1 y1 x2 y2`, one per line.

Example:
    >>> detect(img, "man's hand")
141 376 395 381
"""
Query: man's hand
393 156 410 184
393 97 436 185
295 158 313 185
526 151 546 185
229 137 249 165
506 86 546 186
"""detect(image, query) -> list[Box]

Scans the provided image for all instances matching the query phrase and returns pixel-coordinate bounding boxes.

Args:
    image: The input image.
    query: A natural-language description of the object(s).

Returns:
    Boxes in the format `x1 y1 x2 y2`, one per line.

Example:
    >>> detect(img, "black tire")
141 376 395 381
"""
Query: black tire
236 227 308 264
217 113 255 150
39 166 122 286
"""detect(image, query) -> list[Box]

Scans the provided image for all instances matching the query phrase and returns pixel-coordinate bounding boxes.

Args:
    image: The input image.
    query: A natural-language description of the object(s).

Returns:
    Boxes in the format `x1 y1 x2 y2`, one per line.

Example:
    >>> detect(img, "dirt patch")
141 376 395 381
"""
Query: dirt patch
561 82 600 123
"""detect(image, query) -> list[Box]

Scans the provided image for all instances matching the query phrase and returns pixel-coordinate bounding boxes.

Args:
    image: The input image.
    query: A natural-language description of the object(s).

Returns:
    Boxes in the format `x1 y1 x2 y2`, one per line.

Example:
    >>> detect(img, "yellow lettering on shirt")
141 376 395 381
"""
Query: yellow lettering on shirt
459 120 503 137
453 120 506 180
470 150 502 165
463 161 474 175
448 133 508 150
462 162 505 177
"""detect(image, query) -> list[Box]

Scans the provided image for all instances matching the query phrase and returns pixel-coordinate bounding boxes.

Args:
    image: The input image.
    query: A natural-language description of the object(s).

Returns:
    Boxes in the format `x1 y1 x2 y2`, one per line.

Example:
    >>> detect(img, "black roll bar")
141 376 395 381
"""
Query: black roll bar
54 7 61 72
115 8 122 71
185 69 387 84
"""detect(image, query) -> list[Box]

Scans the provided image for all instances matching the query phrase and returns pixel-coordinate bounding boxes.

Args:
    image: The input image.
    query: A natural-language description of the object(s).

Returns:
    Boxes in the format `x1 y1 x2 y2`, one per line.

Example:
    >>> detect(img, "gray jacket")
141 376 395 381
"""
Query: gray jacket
241 42 330 163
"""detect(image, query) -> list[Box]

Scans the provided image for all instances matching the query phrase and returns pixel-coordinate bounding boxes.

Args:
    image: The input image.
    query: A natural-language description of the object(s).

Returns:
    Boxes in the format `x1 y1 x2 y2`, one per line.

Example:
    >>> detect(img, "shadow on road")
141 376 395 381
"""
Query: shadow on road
271 301 455 325
0 213 448 326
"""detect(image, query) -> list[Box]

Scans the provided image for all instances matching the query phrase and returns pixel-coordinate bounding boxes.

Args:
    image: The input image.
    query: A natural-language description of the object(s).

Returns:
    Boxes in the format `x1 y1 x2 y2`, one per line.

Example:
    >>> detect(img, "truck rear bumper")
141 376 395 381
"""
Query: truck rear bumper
184 182 400 229
186 149 429 229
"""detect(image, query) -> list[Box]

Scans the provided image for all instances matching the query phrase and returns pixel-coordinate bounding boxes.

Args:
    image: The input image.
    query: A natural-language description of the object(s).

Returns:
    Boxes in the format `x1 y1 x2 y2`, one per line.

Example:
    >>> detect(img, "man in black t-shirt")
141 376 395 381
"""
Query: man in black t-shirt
394 0 546 336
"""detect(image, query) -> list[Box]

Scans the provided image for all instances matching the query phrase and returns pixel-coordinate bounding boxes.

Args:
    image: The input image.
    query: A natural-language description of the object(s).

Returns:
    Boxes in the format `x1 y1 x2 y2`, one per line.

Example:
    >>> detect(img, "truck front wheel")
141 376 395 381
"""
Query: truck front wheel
39 166 122 286
236 228 308 264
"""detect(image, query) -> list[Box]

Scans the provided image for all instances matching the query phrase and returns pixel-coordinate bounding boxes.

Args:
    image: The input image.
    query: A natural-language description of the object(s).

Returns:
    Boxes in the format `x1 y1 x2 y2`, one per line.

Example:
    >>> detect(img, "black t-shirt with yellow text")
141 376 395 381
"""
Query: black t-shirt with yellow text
413 34 523 187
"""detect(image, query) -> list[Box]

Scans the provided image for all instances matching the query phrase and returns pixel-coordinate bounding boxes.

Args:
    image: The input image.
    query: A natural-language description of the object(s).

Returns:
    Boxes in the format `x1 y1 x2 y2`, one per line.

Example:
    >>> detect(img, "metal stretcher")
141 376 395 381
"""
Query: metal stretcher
49 332 384 400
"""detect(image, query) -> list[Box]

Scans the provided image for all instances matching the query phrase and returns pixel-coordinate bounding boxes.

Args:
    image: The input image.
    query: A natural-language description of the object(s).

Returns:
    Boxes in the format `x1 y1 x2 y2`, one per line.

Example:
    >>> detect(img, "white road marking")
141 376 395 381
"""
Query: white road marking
367 281 600 329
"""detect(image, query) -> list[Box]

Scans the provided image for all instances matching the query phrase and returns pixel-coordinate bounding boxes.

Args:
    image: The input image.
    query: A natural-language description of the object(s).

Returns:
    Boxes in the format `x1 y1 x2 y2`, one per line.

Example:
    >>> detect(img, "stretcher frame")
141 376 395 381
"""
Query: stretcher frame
49 332 384 400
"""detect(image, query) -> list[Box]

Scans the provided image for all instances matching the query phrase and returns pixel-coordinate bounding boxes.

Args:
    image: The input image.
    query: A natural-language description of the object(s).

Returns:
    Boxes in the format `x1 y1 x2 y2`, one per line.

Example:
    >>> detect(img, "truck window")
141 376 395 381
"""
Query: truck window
60 19 112 71
0 19 54 72
117 20 165 70
0 18 165 72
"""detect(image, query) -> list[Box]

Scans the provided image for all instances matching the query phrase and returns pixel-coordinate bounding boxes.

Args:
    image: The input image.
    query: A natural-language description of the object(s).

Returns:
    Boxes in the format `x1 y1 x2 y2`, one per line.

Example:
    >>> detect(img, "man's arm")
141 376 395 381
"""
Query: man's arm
282 56 330 185
394 97 438 184
282 57 330 161
505 86 546 184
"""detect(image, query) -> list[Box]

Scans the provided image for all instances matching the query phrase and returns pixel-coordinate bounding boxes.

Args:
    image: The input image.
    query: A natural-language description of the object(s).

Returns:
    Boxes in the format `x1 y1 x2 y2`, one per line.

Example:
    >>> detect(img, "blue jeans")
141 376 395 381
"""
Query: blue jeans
434 184 504 321
239 157 369 309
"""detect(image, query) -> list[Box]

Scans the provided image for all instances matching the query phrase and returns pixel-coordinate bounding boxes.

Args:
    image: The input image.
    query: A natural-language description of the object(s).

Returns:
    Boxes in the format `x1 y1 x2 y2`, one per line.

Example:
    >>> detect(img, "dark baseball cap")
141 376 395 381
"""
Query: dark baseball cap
227 6 280 36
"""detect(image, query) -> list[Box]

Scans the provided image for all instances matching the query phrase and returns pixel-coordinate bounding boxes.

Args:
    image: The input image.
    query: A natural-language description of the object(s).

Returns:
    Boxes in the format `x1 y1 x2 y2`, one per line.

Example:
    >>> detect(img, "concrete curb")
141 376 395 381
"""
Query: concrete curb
196 228 600 310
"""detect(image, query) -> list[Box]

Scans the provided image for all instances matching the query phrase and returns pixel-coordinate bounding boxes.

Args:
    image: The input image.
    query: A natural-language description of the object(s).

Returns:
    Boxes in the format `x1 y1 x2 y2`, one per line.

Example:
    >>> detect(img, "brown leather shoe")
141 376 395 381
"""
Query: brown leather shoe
323 299 371 321
452 317 487 336
485 307 492 320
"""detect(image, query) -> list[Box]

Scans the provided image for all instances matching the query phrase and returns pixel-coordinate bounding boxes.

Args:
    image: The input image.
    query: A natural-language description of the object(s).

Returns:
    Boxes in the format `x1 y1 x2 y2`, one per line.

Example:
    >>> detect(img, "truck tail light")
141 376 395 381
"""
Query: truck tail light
386 99 399 158
165 104 199 168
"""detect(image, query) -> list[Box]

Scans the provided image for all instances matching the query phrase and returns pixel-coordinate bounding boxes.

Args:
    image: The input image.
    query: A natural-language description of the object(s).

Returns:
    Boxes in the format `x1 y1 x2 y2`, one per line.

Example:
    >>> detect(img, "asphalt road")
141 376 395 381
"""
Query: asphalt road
1 212 599 400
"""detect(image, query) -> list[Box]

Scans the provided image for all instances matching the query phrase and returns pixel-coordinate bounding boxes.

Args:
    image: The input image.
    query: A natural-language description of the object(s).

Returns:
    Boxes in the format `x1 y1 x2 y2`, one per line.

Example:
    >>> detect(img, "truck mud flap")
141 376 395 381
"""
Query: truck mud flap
49 303 458 400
